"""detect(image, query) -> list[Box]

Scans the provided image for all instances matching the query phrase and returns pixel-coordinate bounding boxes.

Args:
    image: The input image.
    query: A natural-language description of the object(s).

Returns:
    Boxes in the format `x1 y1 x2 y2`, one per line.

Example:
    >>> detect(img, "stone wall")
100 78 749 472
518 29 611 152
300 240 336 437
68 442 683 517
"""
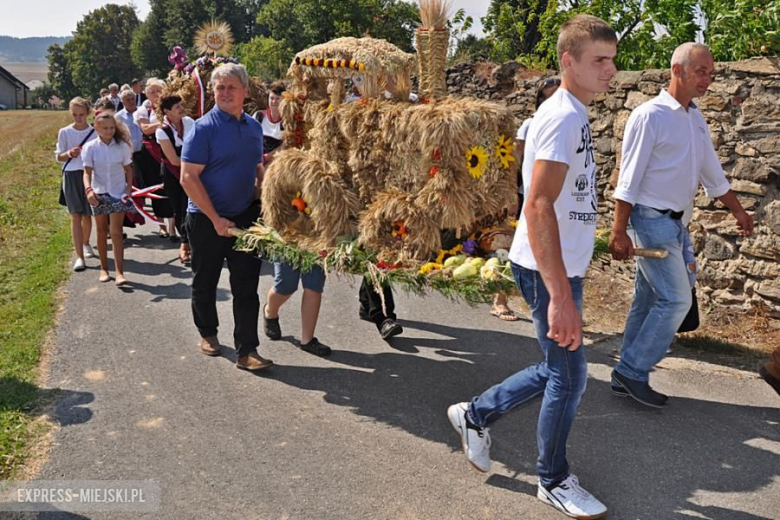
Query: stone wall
446 58 780 318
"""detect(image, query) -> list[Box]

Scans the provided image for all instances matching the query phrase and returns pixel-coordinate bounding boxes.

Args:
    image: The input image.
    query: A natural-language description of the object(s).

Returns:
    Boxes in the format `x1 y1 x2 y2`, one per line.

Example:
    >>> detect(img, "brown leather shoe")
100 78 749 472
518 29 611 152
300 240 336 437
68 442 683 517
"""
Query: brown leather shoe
236 352 274 371
199 336 221 357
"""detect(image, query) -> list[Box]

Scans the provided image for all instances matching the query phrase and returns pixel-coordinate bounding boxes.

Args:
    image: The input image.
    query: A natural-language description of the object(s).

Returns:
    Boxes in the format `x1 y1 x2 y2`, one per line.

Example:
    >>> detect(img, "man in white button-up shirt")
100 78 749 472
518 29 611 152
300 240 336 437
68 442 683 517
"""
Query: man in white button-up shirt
609 43 754 407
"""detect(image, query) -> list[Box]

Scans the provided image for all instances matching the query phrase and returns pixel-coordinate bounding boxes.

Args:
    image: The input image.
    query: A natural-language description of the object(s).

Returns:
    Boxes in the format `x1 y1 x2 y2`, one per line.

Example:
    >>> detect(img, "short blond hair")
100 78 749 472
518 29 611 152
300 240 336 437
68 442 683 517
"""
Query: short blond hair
144 78 166 94
69 96 91 112
557 14 617 65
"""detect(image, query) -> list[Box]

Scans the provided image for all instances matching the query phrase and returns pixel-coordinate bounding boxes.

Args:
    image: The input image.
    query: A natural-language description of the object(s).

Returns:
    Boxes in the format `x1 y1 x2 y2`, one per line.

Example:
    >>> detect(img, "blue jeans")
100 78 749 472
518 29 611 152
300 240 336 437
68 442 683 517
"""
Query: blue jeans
615 204 691 382
468 264 587 487
273 261 325 295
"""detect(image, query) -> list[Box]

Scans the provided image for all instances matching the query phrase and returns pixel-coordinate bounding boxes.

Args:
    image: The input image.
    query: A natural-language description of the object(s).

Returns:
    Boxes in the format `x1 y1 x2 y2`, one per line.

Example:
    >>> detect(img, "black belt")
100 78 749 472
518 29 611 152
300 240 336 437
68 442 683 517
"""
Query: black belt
653 208 684 220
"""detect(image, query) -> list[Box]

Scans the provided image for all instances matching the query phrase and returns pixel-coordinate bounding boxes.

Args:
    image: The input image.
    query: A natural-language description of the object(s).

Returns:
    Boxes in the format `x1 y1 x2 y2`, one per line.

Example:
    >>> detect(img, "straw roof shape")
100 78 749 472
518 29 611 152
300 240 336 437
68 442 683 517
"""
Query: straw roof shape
288 37 416 80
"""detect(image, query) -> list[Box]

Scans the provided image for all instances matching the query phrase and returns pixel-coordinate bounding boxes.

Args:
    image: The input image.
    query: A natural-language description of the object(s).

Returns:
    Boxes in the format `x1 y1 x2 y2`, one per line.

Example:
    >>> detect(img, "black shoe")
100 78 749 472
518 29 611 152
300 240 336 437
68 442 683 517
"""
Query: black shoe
611 384 629 397
300 337 331 357
263 304 282 340
611 370 668 408
379 318 403 340
759 366 780 396
358 308 371 322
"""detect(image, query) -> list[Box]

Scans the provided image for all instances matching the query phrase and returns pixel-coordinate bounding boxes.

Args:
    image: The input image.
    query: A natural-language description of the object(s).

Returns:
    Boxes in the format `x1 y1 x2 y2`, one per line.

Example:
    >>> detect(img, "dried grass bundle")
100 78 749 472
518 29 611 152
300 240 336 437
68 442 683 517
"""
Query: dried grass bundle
266 79 519 261
419 0 452 29
358 188 441 261
262 148 360 250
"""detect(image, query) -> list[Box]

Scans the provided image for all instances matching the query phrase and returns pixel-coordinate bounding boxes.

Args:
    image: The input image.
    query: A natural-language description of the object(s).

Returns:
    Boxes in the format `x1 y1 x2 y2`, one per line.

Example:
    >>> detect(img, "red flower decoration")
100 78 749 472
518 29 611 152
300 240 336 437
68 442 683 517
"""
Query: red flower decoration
429 166 439 178
432 149 441 162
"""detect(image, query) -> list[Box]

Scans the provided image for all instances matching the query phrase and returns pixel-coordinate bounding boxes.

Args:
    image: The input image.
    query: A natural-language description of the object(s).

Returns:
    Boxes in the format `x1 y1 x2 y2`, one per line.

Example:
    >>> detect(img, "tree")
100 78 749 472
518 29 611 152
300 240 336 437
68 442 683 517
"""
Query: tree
484 0 777 72
447 8 474 58
30 83 61 108
255 0 419 56
451 34 493 64
236 36 292 79
65 4 142 97
528 1 698 70
481 0 548 63
131 0 170 77
702 0 780 61
131 0 270 76
46 44 77 101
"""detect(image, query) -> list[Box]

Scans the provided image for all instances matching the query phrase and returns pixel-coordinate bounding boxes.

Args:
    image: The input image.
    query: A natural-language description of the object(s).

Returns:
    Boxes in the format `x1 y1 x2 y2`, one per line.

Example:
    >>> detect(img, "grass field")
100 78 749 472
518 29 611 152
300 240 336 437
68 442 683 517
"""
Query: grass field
0 111 68 160
0 110 72 479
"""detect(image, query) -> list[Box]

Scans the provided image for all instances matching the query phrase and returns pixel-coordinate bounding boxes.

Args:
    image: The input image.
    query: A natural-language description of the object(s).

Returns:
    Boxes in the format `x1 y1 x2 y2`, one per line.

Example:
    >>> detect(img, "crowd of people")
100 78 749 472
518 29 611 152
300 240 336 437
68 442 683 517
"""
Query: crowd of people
55 18 779 518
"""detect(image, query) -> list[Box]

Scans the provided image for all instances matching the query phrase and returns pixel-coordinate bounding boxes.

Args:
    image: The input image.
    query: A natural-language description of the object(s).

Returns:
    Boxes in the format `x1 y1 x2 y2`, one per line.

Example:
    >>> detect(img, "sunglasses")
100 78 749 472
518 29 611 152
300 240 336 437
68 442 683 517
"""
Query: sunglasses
543 78 561 86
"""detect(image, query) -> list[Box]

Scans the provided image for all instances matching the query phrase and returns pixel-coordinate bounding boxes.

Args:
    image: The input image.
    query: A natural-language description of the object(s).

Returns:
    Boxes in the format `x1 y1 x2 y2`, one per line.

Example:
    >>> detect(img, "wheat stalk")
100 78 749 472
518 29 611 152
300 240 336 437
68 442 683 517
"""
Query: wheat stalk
419 0 452 29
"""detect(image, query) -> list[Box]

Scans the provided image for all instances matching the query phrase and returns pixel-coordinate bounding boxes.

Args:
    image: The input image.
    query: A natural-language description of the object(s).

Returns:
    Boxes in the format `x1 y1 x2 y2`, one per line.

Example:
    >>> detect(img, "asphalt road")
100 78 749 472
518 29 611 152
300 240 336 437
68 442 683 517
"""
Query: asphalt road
27 226 780 519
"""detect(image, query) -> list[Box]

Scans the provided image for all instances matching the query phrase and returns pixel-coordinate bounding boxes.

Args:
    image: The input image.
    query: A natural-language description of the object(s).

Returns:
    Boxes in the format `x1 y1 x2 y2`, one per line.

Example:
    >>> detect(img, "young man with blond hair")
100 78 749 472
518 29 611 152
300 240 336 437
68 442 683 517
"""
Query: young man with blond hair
609 43 754 407
447 14 617 519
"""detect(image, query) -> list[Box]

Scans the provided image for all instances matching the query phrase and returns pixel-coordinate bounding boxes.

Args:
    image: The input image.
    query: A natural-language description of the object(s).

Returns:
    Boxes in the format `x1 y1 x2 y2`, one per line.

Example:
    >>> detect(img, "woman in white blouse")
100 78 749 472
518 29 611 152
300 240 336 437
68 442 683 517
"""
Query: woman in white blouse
134 78 176 238
156 95 195 264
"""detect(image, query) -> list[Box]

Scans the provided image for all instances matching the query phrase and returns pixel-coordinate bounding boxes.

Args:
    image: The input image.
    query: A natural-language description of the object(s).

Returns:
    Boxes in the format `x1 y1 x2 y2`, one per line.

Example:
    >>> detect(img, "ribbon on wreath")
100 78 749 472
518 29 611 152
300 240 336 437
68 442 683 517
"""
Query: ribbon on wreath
192 67 205 118
125 184 168 225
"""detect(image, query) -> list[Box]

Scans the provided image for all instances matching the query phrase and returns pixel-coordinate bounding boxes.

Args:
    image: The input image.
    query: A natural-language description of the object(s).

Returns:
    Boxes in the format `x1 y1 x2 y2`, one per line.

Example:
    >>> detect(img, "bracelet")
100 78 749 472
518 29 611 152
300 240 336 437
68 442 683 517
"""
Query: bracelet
84 186 94 195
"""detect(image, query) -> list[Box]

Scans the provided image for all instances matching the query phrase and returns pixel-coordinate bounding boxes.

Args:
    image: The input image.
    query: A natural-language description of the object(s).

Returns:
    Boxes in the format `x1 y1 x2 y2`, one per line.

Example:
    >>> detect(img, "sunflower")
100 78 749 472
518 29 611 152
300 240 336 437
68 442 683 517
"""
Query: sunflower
419 262 443 275
435 244 464 265
465 145 489 179
495 134 516 169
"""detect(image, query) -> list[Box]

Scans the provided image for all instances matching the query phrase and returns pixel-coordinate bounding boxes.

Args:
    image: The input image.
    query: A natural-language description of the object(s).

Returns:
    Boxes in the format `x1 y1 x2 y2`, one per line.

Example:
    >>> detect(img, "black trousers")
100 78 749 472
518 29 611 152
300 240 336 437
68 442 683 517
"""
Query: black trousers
137 146 174 219
162 168 188 244
187 202 261 356
358 277 396 327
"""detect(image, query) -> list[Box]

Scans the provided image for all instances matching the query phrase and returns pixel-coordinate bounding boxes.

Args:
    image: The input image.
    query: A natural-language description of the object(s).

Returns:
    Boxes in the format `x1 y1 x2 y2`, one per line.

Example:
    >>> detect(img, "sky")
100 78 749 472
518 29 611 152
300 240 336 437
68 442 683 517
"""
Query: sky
0 0 491 38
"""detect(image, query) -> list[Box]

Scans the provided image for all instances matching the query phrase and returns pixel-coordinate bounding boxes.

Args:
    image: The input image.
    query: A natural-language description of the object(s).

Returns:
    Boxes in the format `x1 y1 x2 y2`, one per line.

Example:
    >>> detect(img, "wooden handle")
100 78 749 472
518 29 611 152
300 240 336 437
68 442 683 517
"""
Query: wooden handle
634 248 668 259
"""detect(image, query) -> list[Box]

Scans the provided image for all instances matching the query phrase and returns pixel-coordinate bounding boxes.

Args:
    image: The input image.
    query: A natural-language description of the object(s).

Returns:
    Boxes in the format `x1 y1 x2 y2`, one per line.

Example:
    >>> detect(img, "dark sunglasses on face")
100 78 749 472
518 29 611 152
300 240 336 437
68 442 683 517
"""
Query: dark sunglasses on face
544 78 562 86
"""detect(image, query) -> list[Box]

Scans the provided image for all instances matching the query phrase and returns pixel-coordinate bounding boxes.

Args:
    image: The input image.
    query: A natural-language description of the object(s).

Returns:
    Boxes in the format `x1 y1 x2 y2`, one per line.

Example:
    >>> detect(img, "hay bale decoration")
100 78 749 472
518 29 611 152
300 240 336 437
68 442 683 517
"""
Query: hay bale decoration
233 4 532 304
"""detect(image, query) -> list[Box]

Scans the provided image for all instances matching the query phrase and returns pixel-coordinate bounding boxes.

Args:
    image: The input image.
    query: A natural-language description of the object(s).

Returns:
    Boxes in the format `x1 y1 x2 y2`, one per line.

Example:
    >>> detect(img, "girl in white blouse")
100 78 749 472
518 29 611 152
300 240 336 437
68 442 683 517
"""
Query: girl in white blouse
56 97 97 272
82 113 135 286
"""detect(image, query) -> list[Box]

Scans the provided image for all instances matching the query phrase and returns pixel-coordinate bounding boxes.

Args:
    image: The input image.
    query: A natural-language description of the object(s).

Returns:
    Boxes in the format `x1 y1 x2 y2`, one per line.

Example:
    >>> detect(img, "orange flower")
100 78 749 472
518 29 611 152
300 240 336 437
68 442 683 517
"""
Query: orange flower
392 220 408 239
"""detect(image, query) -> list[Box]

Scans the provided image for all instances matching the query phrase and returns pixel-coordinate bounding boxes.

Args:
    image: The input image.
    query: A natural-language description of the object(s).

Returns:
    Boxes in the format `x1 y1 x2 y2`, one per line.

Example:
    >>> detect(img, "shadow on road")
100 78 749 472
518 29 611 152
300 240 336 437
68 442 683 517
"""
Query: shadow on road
259 318 779 520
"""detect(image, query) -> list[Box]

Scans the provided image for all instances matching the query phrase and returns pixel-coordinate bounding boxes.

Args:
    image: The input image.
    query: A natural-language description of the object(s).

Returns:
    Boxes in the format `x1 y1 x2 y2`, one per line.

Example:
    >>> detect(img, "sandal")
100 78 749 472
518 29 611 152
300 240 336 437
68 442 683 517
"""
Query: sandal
263 304 282 340
99 273 111 283
179 251 192 264
490 307 519 321
158 229 169 239
115 275 129 287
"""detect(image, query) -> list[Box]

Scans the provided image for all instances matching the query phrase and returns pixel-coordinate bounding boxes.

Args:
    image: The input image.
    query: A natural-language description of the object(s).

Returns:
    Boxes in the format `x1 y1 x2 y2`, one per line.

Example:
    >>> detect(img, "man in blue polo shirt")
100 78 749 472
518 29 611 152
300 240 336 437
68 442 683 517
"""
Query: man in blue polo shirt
181 63 273 372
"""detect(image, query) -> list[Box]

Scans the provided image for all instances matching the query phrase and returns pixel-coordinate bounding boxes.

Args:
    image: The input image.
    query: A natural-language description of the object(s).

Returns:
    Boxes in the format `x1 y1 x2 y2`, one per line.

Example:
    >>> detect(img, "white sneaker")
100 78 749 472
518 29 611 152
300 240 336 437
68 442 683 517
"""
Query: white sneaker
72 258 86 272
537 474 607 519
83 245 95 258
447 402 491 473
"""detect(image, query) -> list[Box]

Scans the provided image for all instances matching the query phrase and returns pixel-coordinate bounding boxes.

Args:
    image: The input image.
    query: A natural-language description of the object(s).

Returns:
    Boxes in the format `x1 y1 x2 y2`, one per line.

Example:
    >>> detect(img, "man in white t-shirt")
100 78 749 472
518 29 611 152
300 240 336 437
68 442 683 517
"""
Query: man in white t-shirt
609 43 754 407
447 15 617 520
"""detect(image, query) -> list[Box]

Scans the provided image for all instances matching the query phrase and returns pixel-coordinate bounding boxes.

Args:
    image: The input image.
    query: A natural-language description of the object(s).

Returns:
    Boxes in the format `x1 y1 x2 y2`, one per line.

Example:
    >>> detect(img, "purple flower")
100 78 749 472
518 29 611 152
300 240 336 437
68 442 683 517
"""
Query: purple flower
184 64 194 74
168 45 189 70
462 239 478 255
